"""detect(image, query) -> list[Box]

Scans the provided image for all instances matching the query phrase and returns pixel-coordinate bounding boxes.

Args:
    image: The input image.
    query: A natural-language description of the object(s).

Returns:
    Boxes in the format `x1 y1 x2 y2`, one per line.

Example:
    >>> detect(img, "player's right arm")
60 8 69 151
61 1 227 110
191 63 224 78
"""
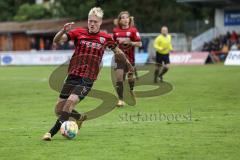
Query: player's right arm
112 47 134 73
53 22 74 44
106 33 134 72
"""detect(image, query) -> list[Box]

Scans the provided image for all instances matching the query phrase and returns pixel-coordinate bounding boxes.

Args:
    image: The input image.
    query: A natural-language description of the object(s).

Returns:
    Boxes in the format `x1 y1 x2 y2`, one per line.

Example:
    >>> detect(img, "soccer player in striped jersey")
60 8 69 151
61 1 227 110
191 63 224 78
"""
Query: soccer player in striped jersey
42 7 133 141
113 11 142 107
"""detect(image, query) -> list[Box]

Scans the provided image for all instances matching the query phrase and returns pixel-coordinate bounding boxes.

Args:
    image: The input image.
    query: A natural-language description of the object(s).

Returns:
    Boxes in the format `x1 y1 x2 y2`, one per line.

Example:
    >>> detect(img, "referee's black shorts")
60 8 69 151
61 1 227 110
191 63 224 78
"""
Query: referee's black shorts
59 75 93 100
156 52 170 65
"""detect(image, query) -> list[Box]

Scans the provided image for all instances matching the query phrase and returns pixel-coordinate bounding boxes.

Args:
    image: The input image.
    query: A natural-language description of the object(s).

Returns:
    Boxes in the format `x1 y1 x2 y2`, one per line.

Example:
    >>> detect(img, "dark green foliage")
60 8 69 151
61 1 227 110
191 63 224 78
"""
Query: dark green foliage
0 0 34 21
14 3 52 21
0 0 214 34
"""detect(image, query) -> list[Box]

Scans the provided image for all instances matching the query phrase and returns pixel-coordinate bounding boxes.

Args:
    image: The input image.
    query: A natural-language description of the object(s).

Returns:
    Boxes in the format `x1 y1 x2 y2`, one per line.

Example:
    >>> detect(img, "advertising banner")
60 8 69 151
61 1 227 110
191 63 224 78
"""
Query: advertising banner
170 52 209 65
224 10 240 26
224 51 240 65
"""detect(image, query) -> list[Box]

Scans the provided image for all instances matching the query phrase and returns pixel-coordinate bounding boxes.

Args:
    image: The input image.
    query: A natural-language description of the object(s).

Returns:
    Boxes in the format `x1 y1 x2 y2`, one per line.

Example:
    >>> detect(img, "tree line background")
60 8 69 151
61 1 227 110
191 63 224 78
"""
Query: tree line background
0 0 214 35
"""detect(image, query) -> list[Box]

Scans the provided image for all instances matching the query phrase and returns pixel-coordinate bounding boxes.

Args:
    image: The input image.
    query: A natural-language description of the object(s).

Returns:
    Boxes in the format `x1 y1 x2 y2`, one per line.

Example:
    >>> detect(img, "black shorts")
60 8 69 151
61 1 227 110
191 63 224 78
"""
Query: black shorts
156 52 170 65
59 75 94 100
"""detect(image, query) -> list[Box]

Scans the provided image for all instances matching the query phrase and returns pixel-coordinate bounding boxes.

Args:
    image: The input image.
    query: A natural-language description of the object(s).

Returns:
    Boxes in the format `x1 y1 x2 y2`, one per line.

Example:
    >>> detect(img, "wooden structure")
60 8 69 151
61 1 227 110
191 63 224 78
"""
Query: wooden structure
0 18 114 51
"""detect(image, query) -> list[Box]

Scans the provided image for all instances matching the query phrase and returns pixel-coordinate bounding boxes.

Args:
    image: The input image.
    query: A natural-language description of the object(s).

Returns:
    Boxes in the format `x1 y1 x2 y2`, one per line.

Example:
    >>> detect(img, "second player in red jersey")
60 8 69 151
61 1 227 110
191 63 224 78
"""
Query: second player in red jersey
113 11 142 107
113 25 141 64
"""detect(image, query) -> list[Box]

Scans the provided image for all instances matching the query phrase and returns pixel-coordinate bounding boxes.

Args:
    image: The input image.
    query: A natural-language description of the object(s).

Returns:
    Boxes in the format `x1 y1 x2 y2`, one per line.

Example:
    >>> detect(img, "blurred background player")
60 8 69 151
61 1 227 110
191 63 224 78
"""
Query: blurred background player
153 26 173 83
113 11 142 107
42 7 133 141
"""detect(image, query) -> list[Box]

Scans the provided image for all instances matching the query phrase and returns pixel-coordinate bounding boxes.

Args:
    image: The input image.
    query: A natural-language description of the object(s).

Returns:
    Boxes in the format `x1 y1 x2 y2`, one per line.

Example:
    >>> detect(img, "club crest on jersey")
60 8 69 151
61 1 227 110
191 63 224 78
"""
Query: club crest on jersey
100 37 105 43
126 32 131 37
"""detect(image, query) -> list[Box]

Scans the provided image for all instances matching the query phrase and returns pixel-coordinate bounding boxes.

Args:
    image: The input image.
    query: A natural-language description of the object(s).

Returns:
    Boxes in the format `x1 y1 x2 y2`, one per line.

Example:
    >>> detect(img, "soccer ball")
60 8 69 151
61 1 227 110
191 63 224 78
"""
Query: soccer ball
60 121 78 139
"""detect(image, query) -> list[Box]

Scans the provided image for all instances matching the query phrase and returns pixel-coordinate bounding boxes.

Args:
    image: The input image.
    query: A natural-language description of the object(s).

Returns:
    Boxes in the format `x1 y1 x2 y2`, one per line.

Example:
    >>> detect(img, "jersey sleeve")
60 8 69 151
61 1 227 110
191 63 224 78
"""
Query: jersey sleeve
112 28 117 41
131 28 141 42
66 28 81 41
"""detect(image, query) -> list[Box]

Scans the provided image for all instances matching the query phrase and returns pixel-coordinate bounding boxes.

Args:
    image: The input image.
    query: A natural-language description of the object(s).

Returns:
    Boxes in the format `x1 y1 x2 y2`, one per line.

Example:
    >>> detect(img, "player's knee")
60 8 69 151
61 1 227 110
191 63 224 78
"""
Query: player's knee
68 94 79 104
55 108 61 117
155 63 161 69
164 65 169 70
54 100 65 116
62 97 79 113
116 74 124 82
128 73 133 79
116 76 123 82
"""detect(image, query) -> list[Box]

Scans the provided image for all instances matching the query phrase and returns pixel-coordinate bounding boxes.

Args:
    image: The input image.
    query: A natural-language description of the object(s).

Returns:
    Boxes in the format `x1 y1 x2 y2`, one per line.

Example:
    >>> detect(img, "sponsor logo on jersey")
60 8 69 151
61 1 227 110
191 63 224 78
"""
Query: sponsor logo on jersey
80 40 103 49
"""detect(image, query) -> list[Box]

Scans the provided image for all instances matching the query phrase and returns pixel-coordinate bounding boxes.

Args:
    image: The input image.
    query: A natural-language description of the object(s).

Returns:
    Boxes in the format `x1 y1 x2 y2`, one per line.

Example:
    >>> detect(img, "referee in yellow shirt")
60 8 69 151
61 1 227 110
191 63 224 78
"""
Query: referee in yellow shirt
153 26 173 83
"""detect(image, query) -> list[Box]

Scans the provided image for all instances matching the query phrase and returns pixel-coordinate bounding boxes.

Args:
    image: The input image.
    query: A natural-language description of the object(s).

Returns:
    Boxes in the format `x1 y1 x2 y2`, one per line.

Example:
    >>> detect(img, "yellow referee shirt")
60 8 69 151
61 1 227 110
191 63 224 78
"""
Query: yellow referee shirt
153 34 173 54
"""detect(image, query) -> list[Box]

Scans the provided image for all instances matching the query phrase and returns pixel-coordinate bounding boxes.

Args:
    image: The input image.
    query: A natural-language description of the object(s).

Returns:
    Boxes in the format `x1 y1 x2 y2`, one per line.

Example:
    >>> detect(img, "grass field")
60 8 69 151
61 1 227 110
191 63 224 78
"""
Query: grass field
0 64 240 160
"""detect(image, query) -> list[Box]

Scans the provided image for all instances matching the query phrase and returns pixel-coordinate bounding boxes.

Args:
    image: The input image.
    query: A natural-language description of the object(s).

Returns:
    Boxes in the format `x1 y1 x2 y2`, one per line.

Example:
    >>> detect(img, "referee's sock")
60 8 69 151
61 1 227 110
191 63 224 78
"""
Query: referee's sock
49 111 70 137
154 69 159 82
159 67 168 77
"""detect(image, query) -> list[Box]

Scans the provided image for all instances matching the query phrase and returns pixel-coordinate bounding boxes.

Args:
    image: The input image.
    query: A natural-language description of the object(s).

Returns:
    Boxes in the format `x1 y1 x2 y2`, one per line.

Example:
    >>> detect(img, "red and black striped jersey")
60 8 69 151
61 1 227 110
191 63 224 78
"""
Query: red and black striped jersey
66 27 116 80
113 26 141 64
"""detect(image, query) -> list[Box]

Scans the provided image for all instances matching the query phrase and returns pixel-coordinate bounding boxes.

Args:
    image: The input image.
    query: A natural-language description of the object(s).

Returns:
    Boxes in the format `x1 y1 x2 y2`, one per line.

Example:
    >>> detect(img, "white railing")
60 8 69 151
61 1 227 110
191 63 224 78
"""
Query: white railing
191 28 217 51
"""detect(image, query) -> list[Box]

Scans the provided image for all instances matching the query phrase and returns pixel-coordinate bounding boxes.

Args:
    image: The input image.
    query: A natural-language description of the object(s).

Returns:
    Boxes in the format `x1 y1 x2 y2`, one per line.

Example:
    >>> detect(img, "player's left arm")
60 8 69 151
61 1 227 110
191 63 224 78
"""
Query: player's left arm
106 35 134 72
119 39 142 47
129 41 142 47
131 28 142 47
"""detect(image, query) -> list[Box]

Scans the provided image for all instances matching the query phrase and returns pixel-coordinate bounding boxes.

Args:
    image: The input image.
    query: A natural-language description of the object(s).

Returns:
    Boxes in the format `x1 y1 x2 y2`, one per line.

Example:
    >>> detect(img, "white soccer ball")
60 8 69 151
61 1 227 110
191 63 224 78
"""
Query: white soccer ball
60 121 78 139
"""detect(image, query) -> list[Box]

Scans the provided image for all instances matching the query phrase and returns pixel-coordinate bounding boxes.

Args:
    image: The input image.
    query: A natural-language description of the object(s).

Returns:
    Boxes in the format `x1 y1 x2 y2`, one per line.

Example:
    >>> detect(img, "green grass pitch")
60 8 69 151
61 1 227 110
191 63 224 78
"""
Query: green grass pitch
0 64 239 160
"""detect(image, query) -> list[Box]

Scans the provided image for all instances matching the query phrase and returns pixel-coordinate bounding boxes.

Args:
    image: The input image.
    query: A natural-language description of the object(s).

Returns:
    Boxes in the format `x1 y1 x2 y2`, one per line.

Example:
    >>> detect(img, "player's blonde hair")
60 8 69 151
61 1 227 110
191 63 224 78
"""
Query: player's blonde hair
88 7 104 19
117 11 134 27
